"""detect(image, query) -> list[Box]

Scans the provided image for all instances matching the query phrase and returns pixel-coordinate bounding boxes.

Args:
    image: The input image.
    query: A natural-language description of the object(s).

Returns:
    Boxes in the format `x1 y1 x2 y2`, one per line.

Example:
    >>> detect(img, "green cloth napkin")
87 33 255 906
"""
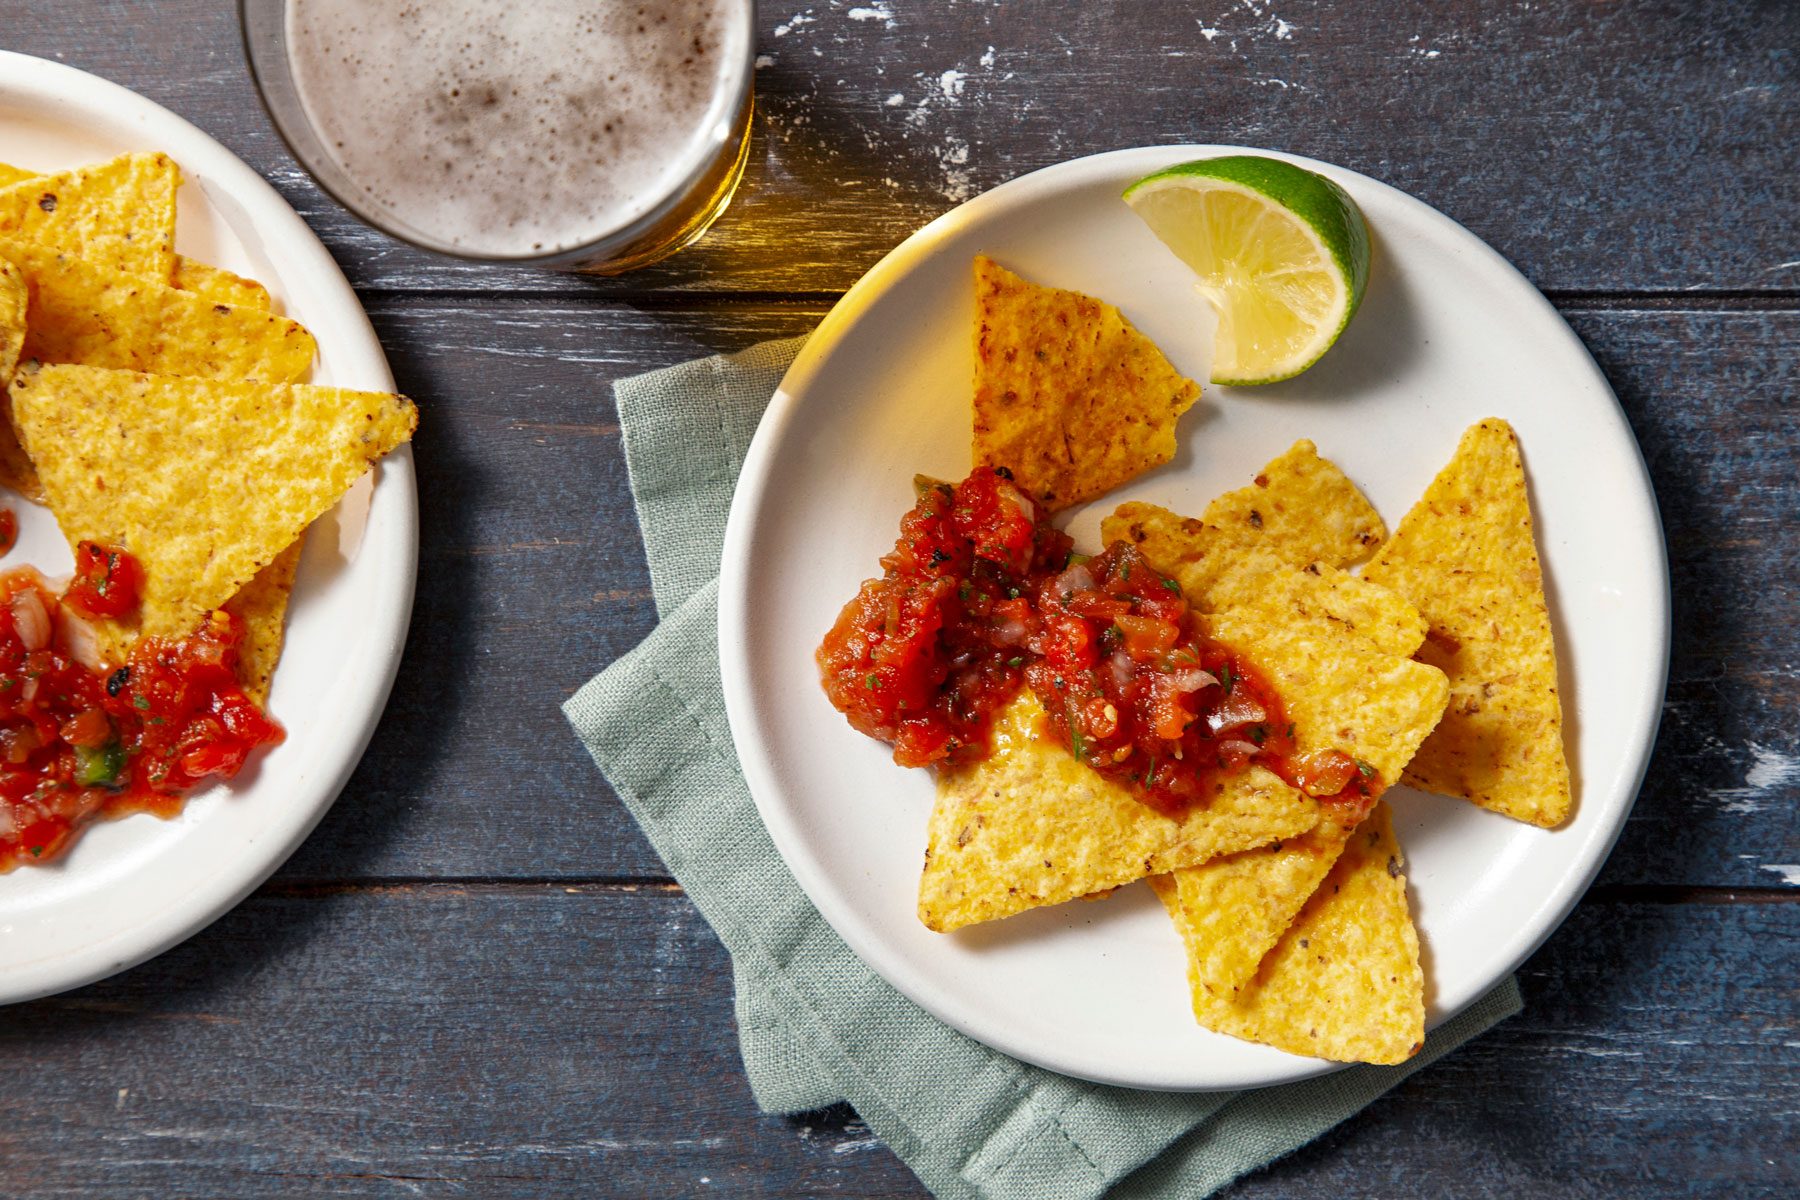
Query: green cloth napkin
564 336 1522 1200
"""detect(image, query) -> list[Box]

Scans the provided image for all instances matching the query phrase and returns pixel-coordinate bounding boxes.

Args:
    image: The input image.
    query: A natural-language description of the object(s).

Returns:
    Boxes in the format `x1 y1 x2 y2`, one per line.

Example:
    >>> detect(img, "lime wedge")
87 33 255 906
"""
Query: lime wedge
1124 156 1370 385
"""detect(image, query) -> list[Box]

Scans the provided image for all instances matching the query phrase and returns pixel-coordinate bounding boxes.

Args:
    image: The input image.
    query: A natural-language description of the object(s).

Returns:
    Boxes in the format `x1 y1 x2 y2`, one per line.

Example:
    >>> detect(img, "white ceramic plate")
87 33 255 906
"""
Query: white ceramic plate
0 53 416 1004
720 146 1668 1090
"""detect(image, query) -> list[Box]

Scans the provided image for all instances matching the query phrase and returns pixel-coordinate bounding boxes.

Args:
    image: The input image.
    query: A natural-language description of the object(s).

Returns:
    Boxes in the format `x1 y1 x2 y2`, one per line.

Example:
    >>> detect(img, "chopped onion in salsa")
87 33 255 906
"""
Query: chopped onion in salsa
0 568 284 871
817 467 1380 820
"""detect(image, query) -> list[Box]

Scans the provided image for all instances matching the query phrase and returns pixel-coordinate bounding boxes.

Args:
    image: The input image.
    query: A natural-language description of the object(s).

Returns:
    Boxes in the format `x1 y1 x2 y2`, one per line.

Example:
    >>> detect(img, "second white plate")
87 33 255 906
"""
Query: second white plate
0 52 417 1005
719 146 1667 1090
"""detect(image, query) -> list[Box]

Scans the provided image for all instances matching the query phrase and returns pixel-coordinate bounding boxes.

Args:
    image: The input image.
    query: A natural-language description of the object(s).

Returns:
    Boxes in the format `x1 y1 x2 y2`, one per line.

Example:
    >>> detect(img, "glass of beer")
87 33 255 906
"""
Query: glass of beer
241 0 755 274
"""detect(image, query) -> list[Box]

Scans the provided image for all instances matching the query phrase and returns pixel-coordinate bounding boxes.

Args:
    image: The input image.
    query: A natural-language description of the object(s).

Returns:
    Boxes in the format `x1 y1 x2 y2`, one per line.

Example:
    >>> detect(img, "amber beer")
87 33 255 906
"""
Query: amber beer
247 0 754 273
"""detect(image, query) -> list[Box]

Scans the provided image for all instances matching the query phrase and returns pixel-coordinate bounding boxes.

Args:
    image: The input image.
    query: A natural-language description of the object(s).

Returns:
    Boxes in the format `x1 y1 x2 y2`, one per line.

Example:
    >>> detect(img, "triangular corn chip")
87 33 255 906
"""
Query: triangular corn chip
9 363 416 645
1105 449 1442 996
2 239 312 380
222 539 304 707
971 255 1199 509
919 691 1321 932
1103 439 1386 612
0 254 23 382
0 254 30 492
0 153 178 279
1203 440 1387 563
1154 801 1424 1064
1202 588 1444 781
1140 440 1387 590
1128 564 1434 999
171 257 274 312
1102 501 1443 782
1110 501 1424 658
0 158 270 312
1362 419 1570 826
1150 821 1353 1001
1154 555 1438 907
0 239 316 498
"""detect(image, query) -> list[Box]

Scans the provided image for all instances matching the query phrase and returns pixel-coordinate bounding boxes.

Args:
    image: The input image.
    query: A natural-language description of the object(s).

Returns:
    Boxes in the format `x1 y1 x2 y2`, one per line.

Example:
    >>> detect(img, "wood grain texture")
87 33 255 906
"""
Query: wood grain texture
1577 309 1800 893
267 301 1800 889
3 1 1793 295
2 5 1795 1197
0 890 1791 1199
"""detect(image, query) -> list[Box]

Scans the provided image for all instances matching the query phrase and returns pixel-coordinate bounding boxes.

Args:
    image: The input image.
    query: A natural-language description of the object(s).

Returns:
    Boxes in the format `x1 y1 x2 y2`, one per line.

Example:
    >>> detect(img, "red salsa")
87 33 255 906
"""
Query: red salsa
0 568 284 871
818 467 1380 820
0 509 16 557
817 468 1072 768
1021 540 1376 818
63 540 145 619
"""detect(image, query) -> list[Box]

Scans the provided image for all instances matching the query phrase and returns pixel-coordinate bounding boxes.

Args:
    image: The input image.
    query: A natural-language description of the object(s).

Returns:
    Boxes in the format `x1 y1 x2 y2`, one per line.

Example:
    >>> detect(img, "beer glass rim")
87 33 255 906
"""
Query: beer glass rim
239 0 757 268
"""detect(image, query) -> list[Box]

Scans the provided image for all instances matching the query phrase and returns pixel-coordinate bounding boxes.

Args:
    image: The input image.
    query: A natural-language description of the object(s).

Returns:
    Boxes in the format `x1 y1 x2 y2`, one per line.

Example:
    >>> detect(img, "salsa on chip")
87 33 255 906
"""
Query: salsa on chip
817 466 1385 819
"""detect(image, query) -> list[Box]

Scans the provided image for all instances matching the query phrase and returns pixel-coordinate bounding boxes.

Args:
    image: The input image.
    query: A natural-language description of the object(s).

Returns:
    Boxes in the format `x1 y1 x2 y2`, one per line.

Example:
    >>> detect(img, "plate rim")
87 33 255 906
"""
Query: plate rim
719 144 1669 1089
0 50 418 1004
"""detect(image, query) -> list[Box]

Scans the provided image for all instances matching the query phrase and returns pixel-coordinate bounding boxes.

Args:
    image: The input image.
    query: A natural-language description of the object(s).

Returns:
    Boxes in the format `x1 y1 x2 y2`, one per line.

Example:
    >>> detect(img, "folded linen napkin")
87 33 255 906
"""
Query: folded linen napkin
563 336 1521 1200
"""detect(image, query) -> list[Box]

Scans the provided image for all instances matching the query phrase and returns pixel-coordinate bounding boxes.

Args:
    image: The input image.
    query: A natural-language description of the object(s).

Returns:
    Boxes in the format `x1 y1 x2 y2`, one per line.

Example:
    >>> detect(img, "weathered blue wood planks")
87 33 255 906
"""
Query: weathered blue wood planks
0 892 1791 1198
4 1 1794 296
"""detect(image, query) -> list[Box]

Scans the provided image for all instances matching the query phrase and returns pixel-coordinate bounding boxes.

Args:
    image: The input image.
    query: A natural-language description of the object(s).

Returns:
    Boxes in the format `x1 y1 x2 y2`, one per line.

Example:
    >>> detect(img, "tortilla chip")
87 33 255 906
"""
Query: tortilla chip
0 240 316 497
1193 439 1386 574
9 362 415 645
1102 440 1386 609
0 160 269 315
1166 582 1447 1007
223 538 303 707
2 240 312 379
0 153 178 279
1102 449 1439 777
0 255 31 493
919 691 1321 932
971 255 1199 510
0 254 23 381
1151 819 1354 1000
1204 591 1443 785
1106 450 1441 994
1104 497 1430 680
1362 419 1571 827
171 257 273 312
1138 553 1433 997
1155 801 1424 1064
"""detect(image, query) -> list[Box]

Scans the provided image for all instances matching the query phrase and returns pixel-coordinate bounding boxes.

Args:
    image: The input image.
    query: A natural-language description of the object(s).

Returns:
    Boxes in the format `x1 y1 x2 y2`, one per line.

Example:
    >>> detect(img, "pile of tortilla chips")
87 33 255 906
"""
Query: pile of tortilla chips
0 152 417 703
908 259 1568 1065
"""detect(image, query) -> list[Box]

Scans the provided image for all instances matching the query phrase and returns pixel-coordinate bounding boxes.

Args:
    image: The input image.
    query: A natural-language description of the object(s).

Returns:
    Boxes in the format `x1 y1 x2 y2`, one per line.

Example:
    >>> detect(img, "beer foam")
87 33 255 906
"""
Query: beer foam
286 0 746 258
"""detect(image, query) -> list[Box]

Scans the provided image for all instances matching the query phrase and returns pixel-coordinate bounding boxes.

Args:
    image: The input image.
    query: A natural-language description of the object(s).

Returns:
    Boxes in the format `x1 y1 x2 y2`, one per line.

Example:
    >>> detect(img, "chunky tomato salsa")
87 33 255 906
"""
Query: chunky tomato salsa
0 560 284 871
64 539 146 619
818 468 1379 819
818 468 1073 768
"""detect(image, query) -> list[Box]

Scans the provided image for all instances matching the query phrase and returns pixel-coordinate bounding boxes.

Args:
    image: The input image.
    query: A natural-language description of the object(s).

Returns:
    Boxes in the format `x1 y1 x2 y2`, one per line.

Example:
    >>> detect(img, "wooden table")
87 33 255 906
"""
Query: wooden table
3 3 1795 1196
